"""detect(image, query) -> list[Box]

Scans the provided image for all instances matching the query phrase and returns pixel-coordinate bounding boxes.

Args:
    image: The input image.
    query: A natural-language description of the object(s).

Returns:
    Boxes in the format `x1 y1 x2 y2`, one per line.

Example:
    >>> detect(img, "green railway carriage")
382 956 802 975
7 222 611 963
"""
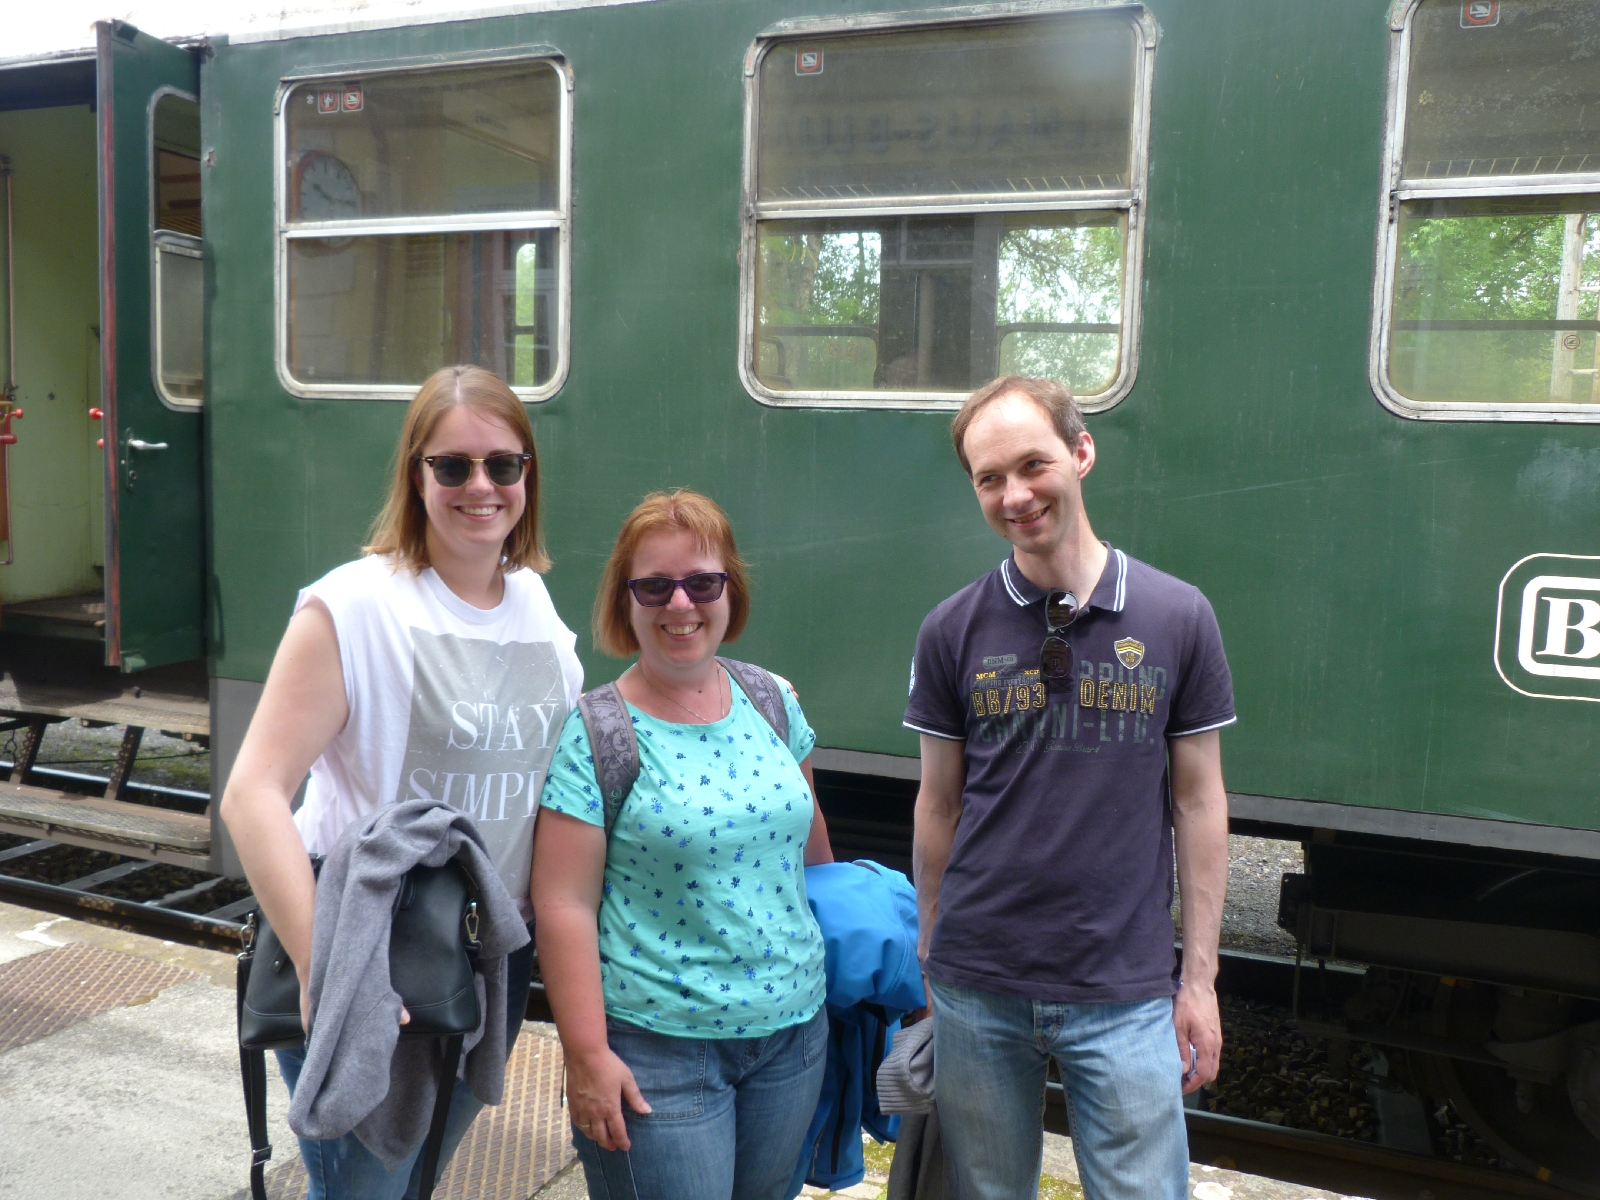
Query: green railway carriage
2 0 1600 1186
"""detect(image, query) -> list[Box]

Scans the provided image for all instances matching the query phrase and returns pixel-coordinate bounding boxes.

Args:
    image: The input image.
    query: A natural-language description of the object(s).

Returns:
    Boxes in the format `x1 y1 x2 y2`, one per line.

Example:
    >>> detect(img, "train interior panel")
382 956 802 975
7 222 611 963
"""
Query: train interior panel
0 70 104 641
0 48 211 880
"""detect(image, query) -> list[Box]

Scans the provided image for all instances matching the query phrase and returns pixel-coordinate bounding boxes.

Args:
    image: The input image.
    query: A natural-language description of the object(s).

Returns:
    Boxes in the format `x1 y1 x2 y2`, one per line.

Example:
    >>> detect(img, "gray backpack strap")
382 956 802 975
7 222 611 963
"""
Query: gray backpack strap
575 682 640 837
716 657 790 746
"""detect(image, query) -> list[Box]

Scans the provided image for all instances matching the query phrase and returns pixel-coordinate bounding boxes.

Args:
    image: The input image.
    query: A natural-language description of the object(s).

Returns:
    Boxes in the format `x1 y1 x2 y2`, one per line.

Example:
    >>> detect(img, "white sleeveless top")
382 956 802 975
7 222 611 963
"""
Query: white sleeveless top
292 555 583 917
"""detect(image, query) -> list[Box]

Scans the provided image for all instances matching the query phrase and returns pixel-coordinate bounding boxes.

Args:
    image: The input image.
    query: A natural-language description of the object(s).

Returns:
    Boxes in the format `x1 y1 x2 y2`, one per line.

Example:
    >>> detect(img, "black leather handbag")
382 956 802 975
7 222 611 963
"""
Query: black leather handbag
235 860 483 1200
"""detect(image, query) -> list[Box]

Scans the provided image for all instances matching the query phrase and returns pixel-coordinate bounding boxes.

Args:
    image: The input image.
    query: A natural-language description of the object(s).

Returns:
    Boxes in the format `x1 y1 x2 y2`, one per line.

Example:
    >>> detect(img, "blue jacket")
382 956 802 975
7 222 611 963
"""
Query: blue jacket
789 861 925 1196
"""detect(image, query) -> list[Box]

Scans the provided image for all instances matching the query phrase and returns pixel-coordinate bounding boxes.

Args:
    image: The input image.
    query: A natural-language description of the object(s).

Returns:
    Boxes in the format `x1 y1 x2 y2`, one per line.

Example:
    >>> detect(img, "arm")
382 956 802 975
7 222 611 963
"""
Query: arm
218 600 349 1029
912 734 965 965
1169 729 1229 1094
530 808 650 1150
798 755 833 865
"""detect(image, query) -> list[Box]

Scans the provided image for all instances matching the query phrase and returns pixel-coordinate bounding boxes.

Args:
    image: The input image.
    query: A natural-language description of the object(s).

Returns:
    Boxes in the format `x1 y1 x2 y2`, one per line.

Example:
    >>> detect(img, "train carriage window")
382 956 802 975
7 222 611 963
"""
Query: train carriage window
277 59 570 400
742 10 1155 409
152 92 204 407
1375 0 1600 419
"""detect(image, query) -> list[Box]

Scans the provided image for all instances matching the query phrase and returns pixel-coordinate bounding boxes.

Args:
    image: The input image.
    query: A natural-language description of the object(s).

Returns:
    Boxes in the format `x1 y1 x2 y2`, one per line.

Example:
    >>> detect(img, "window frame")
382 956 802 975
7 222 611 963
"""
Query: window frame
272 51 573 403
148 84 204 411
1370 0 1600 423
738 1 1158 412
732 2 1158 412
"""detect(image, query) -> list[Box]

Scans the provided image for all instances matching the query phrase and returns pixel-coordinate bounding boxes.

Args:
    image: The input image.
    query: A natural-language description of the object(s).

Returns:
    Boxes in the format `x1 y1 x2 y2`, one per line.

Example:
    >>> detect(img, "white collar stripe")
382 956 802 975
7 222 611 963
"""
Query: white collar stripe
1113 549 1128 612
1000 559 1028 606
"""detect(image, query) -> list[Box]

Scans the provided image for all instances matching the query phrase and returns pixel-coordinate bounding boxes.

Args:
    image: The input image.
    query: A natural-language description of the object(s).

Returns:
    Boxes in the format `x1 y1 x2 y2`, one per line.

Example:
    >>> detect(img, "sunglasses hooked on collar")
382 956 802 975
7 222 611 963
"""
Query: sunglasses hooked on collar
1039 589 1083 691
418 452 533 488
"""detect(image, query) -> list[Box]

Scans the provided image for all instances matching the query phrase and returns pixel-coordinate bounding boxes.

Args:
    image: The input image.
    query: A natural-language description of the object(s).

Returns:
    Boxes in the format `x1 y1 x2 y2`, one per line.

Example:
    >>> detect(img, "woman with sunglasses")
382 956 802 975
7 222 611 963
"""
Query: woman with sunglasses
220 365 583 1200
533 489 833 1200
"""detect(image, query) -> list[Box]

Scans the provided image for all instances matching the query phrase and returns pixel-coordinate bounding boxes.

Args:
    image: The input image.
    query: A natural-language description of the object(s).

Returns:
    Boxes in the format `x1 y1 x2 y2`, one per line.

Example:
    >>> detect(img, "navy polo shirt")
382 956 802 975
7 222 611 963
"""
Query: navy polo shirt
905 546 1235 1003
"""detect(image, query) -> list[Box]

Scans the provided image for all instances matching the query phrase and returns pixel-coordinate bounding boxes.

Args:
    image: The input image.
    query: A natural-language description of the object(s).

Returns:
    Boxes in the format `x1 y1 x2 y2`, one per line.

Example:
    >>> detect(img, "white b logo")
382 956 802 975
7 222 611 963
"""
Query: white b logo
1496 555 1600 701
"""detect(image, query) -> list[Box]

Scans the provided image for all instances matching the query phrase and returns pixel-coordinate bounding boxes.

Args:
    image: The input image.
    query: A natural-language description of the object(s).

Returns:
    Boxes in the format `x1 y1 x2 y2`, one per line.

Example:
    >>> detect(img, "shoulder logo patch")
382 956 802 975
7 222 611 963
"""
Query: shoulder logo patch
1115 637 1145 669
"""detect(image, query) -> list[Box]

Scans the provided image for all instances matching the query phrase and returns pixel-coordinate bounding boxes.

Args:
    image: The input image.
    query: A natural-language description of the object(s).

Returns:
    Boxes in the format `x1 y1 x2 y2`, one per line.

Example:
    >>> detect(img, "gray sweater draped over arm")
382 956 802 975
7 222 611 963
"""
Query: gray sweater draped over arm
286 798 531 1168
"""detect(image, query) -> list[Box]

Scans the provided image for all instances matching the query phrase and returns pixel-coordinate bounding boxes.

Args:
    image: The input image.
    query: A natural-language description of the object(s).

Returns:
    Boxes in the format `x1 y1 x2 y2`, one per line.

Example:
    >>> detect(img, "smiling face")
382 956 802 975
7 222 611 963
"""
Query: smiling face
628 527 731 672
962 392 1095 558
414 404 528 565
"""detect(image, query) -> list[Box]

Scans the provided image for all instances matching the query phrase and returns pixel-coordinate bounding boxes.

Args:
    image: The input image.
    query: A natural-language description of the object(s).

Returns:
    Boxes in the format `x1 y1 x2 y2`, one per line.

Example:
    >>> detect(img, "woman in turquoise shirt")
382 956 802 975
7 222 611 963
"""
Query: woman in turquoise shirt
533 489 833 1200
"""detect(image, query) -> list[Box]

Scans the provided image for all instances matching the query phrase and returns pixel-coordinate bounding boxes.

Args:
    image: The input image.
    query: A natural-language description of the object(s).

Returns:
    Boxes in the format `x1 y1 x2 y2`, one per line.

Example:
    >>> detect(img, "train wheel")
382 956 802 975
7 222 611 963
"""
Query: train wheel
1424 978 1600 1196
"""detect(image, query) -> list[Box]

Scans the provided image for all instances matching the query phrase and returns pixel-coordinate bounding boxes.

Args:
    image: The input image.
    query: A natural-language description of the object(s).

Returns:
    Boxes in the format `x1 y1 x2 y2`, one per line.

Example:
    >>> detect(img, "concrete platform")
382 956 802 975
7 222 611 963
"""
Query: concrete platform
0 896 1373 1200
0 899 575 1199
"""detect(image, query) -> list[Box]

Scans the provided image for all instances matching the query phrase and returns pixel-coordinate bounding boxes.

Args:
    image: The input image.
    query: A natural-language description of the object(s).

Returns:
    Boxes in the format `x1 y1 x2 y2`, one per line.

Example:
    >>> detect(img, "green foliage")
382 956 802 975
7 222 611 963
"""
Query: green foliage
1390 205 1600 404
759 232 881 327
1395 210 1580 321
755 219 1125 393
756 232 881 390
998 222 1123 394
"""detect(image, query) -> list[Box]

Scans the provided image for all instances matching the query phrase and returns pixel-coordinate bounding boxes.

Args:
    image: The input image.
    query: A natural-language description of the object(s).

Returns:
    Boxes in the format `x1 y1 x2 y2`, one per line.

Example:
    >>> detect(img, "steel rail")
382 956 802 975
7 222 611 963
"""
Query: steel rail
0 867 243 952
0 757 210 805
1176 1107 1574 1200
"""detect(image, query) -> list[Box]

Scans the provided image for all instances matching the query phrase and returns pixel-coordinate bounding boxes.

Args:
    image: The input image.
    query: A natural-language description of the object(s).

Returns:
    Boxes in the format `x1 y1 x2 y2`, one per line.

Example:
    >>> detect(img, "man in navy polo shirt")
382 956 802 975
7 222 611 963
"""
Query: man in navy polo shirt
906 375 1233 1200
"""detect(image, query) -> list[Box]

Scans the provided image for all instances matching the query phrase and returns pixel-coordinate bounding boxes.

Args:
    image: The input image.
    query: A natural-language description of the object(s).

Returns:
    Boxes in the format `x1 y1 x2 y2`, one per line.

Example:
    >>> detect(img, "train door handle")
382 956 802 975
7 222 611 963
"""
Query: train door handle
128 439 168 451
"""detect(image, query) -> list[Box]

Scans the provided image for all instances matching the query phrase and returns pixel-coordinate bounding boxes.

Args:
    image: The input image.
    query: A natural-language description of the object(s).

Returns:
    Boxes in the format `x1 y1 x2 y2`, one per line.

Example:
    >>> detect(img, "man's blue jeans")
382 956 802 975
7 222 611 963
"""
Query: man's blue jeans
929 978 1189 1200
573 1007 828 1200
273 937 536 1200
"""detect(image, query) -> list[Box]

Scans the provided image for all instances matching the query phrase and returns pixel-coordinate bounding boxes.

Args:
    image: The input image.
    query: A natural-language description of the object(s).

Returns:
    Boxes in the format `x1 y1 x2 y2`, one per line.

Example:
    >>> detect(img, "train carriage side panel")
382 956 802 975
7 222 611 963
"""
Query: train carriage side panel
201 0 1599 853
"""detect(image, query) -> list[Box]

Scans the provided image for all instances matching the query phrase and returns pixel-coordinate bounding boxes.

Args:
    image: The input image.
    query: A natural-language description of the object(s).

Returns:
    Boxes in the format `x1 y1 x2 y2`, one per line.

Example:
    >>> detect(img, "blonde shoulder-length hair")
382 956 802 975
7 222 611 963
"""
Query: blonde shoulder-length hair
592 489 750 658
364 365 550 574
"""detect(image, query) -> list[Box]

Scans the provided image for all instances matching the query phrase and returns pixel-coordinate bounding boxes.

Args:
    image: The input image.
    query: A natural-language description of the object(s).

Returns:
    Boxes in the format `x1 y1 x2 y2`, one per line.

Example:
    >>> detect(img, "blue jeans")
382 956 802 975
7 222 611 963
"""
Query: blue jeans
929 978 1188 1200
573 1008 828 1200
274 937 536 1200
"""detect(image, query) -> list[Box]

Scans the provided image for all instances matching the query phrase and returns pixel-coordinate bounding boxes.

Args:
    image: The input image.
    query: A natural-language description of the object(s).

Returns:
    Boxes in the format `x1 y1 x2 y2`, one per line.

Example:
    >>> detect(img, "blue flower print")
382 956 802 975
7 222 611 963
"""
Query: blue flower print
543 687 822 1038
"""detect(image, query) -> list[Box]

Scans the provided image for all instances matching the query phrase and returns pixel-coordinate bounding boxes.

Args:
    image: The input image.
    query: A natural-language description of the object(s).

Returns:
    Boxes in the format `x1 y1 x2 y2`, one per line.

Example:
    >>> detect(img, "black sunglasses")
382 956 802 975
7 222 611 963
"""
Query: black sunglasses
627 572 729 606
1039 589 1082 690
419 452 533 488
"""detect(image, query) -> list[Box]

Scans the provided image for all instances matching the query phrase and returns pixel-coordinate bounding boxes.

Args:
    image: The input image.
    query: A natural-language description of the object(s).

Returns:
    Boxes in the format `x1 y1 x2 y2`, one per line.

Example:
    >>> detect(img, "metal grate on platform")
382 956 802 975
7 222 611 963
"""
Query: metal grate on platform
0 942 197 1053
252 1028 575 1200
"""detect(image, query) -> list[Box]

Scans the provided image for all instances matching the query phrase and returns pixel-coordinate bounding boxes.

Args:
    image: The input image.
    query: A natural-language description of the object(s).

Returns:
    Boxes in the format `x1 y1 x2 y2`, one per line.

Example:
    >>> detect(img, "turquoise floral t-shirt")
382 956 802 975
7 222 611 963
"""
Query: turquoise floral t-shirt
538 670 825 1038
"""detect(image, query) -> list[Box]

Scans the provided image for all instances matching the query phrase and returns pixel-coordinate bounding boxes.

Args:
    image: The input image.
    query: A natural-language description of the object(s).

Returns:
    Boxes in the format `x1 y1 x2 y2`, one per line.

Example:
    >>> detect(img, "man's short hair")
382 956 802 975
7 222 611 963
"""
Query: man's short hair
951 376 1085 475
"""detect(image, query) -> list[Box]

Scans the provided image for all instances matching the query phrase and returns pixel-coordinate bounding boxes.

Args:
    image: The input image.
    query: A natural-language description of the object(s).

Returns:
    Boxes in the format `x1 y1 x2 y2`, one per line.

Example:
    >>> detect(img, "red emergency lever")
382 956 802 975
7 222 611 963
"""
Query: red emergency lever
0 405 20 446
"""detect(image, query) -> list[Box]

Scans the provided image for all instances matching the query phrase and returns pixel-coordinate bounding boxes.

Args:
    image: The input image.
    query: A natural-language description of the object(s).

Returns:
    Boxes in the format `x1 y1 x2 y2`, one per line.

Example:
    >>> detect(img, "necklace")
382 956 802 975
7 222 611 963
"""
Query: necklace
636 663 726 724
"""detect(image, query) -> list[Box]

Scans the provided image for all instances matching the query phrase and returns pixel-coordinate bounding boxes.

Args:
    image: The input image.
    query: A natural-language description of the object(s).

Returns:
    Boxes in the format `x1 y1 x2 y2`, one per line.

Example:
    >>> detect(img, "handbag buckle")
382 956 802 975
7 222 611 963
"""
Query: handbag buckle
463 901 481 953
239 912 257 955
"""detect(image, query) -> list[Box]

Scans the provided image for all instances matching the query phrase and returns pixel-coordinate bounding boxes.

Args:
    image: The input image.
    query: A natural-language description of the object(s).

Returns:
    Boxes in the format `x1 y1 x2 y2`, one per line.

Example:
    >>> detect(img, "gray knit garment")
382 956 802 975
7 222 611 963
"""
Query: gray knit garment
876 1016 936 1115
286 798 531 1167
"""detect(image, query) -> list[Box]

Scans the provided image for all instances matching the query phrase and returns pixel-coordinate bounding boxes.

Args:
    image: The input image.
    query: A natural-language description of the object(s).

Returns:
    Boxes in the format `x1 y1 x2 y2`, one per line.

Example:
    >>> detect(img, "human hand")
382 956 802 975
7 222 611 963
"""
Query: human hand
567 1046 651 1152
1172 979 1221 1095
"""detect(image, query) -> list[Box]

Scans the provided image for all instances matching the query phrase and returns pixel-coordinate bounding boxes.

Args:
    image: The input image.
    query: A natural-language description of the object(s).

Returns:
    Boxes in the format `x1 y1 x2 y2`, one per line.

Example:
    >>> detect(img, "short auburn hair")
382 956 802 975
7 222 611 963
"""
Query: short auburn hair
593 489 750 658
364 365 549 574
950 375 1086 475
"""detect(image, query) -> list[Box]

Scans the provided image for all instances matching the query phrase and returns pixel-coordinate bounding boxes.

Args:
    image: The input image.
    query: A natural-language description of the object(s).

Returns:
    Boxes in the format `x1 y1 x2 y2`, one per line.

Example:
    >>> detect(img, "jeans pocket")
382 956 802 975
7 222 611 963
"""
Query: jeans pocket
800 1007 829 1068
609 1023 707 1121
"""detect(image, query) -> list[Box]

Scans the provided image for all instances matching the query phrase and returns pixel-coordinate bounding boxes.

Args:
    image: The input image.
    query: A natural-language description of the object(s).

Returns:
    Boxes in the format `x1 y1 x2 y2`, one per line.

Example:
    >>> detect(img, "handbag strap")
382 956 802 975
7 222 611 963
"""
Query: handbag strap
236 938 274 1200
415 1034 465 1200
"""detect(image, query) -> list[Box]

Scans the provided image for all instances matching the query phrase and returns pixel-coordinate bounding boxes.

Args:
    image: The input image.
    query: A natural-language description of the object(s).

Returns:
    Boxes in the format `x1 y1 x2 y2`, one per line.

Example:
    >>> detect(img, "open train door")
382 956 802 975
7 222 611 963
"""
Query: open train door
96 21 205 671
